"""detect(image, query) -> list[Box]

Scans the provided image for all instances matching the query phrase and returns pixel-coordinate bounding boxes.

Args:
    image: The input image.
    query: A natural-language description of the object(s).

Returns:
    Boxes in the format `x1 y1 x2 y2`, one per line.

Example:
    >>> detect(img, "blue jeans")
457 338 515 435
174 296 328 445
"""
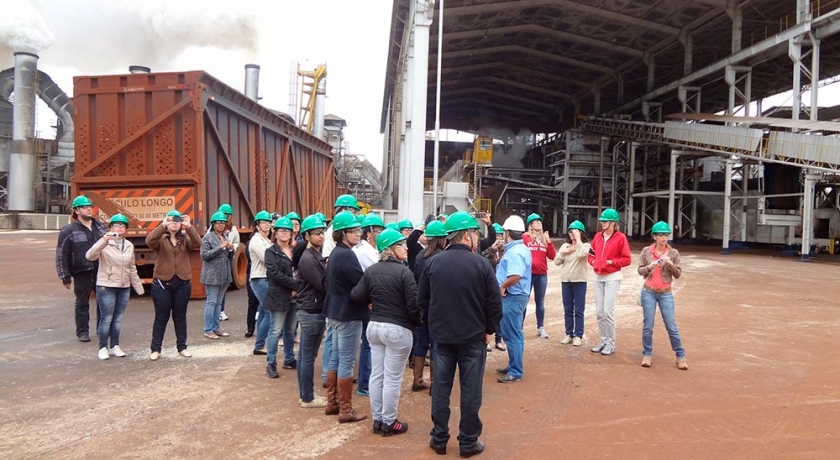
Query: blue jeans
321 323 333 384
203 284 228 334
500 294 528 379
358 319 371 391
641 290 685 358
96 286 129 349
431 341 487 450
282 303 298 364
266 309 291 366
327 319 363 379
530 274 548 329
412 321 435 361
296 310 326 402
250 278 269 350
561 282 587 338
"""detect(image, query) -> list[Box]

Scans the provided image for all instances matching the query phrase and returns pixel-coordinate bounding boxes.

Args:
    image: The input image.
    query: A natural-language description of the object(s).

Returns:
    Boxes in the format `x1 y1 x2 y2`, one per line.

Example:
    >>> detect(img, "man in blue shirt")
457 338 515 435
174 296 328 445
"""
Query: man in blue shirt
495 215 532 383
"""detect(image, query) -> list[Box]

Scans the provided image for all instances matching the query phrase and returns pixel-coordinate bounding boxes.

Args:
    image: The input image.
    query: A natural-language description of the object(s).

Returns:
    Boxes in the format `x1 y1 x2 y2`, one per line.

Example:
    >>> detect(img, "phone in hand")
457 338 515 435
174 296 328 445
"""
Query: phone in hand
473 212 484 218
171 215 183 223
588 247 596 256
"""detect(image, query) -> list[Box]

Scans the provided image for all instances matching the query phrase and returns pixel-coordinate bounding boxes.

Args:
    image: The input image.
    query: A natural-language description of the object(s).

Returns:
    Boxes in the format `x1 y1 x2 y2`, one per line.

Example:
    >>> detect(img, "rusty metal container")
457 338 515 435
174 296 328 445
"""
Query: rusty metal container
72 71 338 296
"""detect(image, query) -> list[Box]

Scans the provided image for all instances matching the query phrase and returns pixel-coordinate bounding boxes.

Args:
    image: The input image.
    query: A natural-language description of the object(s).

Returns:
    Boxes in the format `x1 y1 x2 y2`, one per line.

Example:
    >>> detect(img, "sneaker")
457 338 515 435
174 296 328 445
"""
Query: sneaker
179 349 192 358
560 335 573 345
486 342 493 352
78 333 91 343
591 341 606 353
372 420 383 435
676 357 688 370
266 363 279 378
282 359 297 370
537 327 550 339
219 312 229 321
600 345 615 356
98 347 110 360
204 333 219 340
150 351 160 361
641 356 652 367
495 367 509 375
110 345 127 357
495 341 506 351
381 419 409 437
213 330 230 337
357 388 369 397
497 374 521 383
572 337 582 347
300 395 326 408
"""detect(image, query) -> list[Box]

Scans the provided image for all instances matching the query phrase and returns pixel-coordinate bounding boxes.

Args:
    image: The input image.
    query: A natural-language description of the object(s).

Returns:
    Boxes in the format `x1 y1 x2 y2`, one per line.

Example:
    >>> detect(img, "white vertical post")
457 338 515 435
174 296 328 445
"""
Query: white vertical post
722 160 733 254
741 164 749 241
790 39 802 122
640 150 648 236
668 151 678 240
432 0 443 214
406 1 433 224
801 172 817 261
810 36 820 121
627 142 636 238
691 157 698 238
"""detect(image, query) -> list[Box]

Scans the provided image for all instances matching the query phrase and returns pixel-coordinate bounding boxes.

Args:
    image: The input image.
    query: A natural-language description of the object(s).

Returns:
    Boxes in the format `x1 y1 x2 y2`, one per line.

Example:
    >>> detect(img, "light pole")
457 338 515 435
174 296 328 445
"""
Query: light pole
432 0 444 215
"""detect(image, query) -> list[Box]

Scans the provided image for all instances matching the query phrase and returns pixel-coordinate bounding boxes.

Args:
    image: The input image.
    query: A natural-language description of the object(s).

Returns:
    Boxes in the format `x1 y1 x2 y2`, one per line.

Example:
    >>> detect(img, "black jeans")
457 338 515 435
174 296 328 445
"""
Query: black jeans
431 341 487 450
150 281 191 352
246 275 259 333
73 271 97 337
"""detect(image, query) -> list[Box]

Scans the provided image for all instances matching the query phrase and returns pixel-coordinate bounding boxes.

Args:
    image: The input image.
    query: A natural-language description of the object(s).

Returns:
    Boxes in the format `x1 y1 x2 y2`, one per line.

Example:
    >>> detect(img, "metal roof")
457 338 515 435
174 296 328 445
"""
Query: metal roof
382 0 840 134
667 112 840 133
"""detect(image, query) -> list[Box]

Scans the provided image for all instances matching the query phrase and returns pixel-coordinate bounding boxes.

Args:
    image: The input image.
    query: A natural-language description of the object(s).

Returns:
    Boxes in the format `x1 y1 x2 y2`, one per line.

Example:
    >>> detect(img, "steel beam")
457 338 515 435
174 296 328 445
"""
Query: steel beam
436 87 560 110
432 44 613 75
431 62 592 88
437 97 545 116
440 76 572 99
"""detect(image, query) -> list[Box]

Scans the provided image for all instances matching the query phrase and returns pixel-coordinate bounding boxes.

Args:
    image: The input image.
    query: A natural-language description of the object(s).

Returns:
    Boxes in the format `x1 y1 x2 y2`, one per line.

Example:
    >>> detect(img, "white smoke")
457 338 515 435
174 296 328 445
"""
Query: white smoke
0 0 55 53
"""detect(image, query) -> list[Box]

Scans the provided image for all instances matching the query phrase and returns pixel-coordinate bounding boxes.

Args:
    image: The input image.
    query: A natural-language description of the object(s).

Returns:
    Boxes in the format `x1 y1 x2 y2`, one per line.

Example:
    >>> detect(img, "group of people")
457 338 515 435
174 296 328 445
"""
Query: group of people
56 192 689 457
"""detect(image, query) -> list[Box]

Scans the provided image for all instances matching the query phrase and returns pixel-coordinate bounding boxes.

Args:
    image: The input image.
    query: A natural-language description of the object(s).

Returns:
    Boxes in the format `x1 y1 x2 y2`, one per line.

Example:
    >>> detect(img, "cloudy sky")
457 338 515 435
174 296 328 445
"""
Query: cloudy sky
1 0 395 168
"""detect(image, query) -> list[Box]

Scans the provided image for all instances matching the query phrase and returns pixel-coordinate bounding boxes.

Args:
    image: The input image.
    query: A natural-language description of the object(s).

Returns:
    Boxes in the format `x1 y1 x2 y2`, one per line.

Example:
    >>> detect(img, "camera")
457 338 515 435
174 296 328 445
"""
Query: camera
473 212 483 218
171 215 183 223
109 232 119 238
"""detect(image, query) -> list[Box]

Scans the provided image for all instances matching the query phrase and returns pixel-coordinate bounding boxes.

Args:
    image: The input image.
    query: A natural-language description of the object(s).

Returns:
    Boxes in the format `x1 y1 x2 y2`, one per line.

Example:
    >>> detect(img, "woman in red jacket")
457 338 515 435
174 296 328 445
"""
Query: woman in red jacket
525 213 556 339
587 208 632 356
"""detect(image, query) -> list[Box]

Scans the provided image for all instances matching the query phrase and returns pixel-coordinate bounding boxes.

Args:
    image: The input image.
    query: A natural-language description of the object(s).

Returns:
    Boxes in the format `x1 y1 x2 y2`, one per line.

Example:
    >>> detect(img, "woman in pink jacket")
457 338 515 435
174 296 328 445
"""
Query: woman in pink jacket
85 214 144 360
587 209 631 356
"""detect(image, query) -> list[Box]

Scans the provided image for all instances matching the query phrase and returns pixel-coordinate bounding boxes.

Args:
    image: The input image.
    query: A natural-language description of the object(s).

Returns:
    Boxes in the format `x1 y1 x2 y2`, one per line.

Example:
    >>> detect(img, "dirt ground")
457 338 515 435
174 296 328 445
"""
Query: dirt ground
1 231 839 460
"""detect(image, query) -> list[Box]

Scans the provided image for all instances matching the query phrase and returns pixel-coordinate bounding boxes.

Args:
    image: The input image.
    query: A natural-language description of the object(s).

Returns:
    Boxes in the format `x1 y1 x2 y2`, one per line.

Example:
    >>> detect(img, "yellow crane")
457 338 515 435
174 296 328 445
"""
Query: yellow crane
297 64 327 134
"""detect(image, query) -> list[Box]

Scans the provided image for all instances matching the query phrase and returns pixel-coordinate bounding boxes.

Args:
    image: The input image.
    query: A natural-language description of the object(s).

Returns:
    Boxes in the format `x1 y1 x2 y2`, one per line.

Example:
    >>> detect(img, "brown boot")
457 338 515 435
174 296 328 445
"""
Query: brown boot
411 356 430 392
325 371 339 416
428 360 434 396
337 377 367 423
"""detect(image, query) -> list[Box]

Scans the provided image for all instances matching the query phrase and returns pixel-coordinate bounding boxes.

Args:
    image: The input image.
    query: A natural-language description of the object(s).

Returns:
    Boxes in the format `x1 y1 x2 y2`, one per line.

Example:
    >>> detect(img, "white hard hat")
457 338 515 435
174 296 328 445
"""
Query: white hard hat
502 215 525 232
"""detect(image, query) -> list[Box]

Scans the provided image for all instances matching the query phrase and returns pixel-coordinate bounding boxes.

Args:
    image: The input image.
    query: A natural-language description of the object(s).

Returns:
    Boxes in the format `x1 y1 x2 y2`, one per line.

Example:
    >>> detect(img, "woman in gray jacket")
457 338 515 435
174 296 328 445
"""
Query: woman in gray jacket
201 211 234 339
85 214 144 360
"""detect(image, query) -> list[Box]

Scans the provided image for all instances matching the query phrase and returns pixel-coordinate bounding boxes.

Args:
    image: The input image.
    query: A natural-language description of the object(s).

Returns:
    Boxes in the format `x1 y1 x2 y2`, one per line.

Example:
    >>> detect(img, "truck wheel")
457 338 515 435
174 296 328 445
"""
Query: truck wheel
231 244 248 290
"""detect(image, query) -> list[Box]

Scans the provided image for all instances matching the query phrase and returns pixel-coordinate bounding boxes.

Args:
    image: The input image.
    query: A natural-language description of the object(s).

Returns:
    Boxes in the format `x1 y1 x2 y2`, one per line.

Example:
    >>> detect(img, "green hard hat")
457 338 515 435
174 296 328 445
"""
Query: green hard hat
166 210 182 218
568 220 586 231
109 213 129 226
333 211 361 232
334 194 360 210
362 214 385 228
651 221 672 235
286 212 301 222
218 204 233 215
210 211 228 224
72 195 93 208
315 212 327 221
254 210 272 222
424 220 447 238
526 213 542 225
492 223 504 234
598 208 620 222
376 228 407 252
386 222 399 231
273 216 293 230
398 219 413 230
356 214 366 225
300 214 326 234
444 211 480 234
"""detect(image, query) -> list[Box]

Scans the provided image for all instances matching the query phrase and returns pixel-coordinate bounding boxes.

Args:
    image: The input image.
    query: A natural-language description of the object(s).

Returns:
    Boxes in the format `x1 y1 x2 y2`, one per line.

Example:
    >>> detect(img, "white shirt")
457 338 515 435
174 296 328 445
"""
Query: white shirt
248 233 272 278
353 240 379 271
321 224 335 258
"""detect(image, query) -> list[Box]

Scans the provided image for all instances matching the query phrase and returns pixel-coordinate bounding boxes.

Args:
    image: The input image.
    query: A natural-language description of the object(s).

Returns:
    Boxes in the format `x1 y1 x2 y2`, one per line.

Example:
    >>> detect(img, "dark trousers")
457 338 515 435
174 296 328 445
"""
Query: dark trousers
150 281 191 352
245 276 259 333
358 318 371 390
431 341 487 450
73 271 97 337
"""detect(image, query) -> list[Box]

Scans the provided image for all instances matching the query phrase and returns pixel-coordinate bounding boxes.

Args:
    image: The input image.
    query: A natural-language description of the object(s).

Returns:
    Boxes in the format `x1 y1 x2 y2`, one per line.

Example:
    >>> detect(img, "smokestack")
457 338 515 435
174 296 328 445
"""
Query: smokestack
8 52 38 212
244 64 260 101
129 65 151 74
313 77 326 139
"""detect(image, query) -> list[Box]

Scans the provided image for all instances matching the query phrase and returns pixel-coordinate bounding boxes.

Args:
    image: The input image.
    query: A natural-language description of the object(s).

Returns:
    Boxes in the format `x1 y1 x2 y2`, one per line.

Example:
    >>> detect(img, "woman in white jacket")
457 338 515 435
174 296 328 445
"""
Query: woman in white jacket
554 221 591 347
85 214 144 360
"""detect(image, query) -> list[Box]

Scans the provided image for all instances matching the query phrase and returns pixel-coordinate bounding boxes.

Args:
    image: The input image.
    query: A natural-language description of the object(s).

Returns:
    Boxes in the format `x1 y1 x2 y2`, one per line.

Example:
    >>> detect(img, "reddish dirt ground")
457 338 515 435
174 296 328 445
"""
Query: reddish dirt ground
1 231 839 459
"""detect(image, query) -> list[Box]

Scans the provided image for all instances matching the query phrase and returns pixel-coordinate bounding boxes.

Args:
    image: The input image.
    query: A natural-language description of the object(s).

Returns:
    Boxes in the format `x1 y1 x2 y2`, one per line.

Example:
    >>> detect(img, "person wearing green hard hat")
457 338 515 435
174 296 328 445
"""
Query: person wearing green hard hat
322 195 361 259
286 212 303 246
555 220 592 347
85 213 144 360
215 204 239 322
397 219 413 238
480 223 508 353
250 210 276 356
56 195 108 343
323 210 368 424
588 208 632 357
419 210 502 455
385 222 399 231
146 209 201 361
263 217 301 378
524 213 556 340
295 213 330 408
200 211 235 341
637 221 687 370
350 228 421 436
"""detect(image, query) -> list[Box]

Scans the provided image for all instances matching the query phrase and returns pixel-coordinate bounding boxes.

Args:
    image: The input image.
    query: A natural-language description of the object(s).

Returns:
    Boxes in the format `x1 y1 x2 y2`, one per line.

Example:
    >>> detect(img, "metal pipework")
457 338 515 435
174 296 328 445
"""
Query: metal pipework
244 64 260 101
8 52 38 211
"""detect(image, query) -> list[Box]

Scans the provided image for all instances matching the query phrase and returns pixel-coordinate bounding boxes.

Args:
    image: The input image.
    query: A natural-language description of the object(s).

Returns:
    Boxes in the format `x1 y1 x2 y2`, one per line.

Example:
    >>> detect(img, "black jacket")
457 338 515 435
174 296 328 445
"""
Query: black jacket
56 219 107 282
324 242 366 321
418 243 503 344
264 243 300 311
478 224 496 254
351 257 421 332
412 246 442 284
296 246 326 313
406 228 423 272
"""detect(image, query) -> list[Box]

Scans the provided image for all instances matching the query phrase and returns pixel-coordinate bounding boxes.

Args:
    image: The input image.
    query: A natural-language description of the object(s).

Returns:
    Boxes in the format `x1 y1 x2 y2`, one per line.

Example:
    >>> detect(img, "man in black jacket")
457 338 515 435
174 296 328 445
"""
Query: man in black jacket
55 196 106 342
418 211 503 458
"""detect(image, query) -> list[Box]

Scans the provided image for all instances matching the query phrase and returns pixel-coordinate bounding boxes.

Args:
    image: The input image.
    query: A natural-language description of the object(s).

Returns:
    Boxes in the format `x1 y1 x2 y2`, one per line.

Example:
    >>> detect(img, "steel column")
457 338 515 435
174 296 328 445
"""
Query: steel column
722 160 733 254
801 172 818 260
627 143 636 238
668 151 678 237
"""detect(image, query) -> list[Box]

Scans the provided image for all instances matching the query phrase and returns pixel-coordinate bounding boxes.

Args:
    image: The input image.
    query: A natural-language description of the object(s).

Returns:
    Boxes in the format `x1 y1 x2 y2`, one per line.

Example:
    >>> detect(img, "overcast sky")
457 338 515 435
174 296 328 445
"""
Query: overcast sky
1 0 394 168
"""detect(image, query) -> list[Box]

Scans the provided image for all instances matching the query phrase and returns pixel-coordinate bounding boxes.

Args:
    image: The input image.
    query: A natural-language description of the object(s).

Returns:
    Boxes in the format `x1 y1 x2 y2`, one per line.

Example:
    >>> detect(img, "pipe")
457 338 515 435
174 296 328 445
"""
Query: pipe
129 65 151 74
313 77 326 139
244 64 260 101
8 52 38 211
432 0 444 214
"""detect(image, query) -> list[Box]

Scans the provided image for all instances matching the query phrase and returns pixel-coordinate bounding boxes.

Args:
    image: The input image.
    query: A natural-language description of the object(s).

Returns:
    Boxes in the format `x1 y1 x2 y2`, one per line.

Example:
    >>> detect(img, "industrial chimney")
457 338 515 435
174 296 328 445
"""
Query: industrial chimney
313 77 326 139
129 65 151 74
8 52 38 212
244 64 260 101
